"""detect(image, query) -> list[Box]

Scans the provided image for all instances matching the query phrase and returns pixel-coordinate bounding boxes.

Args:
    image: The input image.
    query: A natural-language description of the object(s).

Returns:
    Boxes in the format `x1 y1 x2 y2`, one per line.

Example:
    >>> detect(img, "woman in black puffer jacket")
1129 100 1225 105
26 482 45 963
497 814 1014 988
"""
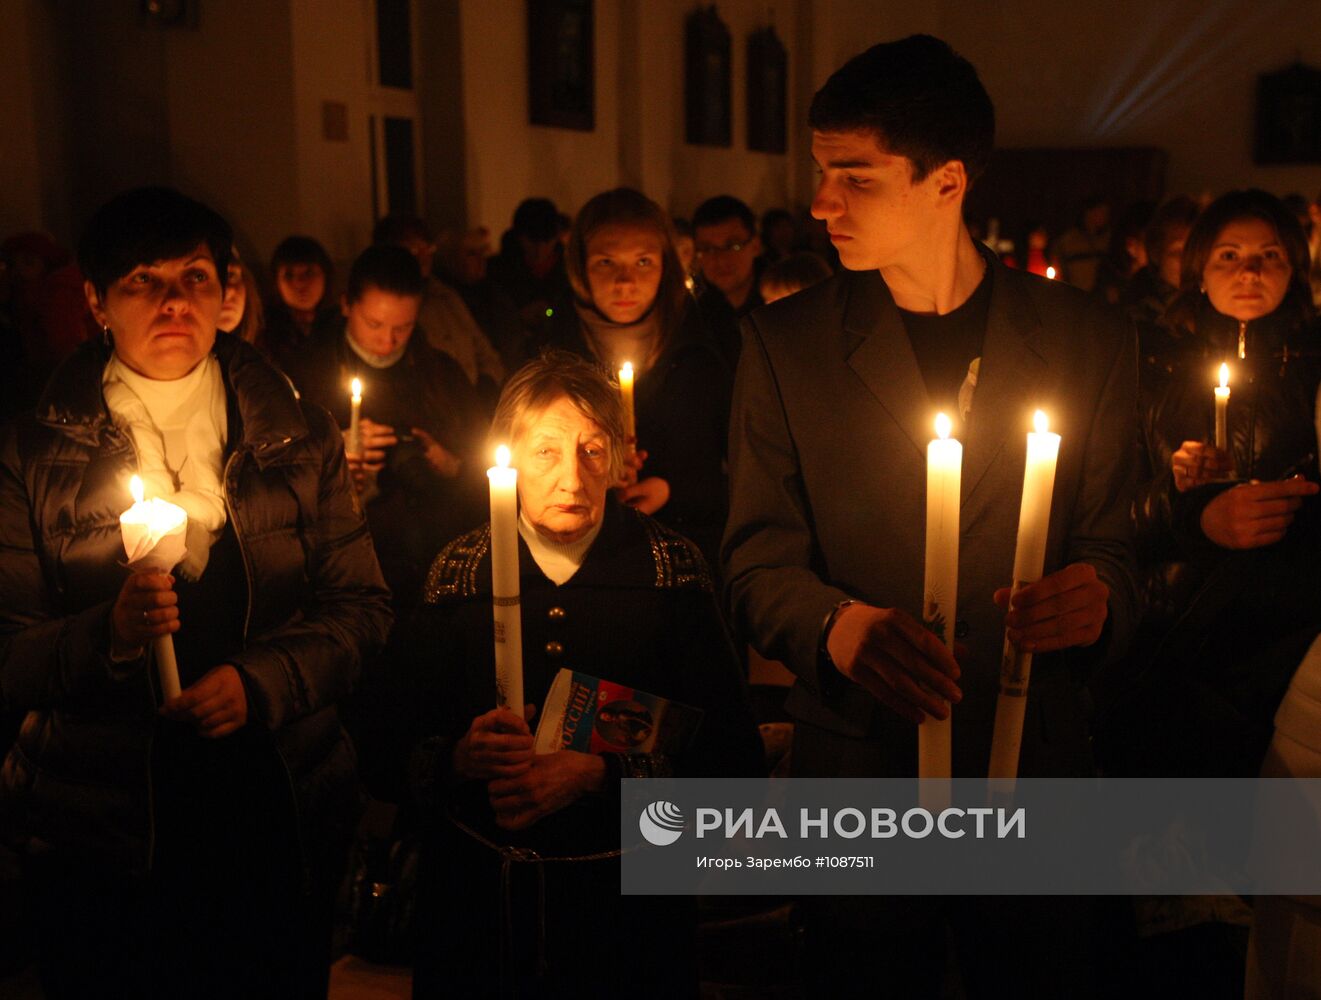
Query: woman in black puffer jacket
1099 190 1321 779
0 188 392 999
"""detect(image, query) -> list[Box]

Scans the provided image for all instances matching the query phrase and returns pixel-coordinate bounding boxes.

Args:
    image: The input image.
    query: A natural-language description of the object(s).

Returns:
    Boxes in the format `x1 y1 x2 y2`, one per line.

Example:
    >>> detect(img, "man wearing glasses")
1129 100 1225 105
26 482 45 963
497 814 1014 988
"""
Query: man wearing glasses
693 195 763 368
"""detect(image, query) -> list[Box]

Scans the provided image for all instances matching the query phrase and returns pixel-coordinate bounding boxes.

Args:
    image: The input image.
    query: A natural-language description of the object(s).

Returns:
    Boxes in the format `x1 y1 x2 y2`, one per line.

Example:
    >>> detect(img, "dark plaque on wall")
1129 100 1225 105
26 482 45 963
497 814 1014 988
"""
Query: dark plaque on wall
685 6 731 147
528 0 594 131
1255 62 1321 164
747 26 786 154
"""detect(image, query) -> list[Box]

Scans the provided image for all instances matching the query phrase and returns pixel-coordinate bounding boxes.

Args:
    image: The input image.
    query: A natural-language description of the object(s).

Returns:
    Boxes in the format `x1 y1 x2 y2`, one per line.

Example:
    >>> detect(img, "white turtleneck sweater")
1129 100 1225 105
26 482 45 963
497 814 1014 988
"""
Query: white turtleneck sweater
518 510 601 585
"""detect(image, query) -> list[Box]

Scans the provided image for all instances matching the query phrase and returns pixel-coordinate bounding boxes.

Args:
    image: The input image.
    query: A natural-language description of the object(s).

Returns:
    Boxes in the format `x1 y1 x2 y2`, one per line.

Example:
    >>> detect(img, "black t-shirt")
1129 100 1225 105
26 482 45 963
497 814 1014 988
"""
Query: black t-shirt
899 269 992 426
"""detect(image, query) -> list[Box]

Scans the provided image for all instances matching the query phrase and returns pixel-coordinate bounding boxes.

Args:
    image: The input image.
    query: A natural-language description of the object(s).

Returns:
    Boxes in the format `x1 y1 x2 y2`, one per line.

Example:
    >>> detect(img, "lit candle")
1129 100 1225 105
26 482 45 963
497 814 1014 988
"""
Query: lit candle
921 413 961 780
988 410 1061 783
348 378 363 457
1045 266 1056 280
618 362 636 454
1214 363 1230 452
487 446 524 713
119 475 188 700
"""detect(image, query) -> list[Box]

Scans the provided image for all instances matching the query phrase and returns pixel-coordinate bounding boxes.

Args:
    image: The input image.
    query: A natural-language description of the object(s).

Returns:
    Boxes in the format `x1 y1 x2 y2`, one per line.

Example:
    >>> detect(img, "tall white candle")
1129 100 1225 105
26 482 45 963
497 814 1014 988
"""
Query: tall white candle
1214 363 1230 452
921 412 961 780
119 475 188 701
619 362 636 454
487 445 524 713
989 410 1060 782
348 378 363 457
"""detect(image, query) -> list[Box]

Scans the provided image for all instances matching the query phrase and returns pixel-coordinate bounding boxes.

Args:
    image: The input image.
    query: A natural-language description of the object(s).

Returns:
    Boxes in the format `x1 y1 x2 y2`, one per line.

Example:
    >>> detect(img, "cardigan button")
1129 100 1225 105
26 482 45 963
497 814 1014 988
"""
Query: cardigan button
544 641 564 658
547 606 566 622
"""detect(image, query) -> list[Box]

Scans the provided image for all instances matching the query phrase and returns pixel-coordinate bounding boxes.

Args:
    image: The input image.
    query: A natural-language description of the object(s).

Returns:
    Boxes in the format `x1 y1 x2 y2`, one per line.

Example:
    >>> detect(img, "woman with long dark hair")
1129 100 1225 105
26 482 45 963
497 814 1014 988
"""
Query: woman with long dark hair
1104 189 1321 779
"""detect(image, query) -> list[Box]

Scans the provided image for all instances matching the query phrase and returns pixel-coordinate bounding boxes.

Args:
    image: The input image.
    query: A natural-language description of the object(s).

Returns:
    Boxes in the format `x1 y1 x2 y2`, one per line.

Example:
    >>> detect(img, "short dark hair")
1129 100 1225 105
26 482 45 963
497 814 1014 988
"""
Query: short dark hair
1142 196 1200 267
372 214 432 247
78 186 232 297
808 34 995 185
693 195 755 236
1166 189 1315 336
345 243 425 303
270 235 333 280
512 198 561 242
760 251 833 299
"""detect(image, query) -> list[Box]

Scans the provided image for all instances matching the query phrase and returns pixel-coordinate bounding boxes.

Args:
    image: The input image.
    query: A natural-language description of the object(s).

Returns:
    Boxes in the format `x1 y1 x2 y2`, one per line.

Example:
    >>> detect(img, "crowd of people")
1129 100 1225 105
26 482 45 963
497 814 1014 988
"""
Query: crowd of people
3 30 1321 1000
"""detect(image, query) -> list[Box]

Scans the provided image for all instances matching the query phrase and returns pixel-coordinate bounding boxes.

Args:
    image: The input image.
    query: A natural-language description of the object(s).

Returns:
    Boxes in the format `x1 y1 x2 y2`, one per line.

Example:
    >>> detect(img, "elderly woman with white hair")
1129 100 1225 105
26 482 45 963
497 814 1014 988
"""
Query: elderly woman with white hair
367 350 762 998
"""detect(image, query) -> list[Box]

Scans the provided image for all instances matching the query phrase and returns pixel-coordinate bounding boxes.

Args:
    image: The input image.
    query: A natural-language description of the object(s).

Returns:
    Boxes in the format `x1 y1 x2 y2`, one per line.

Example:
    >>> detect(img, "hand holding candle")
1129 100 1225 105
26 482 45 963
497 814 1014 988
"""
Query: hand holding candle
119 475 188 700
921 412 961 780
1214 363 1230 452
488 446 524 713
618 363 636 454
988 411 1060 782
348 377 363 457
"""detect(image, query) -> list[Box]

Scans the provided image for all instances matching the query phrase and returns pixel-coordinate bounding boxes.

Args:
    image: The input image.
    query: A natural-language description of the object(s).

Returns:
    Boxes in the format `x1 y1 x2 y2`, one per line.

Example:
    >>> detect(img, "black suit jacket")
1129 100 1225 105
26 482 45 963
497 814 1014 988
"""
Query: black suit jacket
721 254 1139 777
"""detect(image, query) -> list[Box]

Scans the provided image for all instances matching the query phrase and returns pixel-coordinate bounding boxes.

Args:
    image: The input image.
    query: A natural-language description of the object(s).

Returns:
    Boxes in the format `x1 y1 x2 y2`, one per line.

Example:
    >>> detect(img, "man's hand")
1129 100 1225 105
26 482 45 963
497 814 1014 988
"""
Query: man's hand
1171 441 1234 492
160 664 248 738
412 427 462 479
825 604 962 725
995 562 1108 654
452 706 535 782
111 571 179 657
1199 477 1319 549
487 750 606 830
615 475 670 515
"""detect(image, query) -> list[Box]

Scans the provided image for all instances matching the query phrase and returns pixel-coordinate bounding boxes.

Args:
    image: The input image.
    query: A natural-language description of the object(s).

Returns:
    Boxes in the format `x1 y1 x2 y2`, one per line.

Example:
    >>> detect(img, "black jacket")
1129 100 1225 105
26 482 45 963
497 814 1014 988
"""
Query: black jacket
722 254 1139 778
1134 305 1321 620
0 334 393 872
1103 305 1321 775
375 502 753 996
363 501 764 826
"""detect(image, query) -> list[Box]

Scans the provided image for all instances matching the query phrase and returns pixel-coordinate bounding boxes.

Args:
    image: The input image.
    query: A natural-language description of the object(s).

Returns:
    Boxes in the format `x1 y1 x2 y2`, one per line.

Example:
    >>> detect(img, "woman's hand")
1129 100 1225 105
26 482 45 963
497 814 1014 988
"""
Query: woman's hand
488 750 606 830
452 706 535 782
1200 477 1319 549
345 418 397 492
412 427 463 479
160 664 248 738
1171 441 1234 492
615 474 670 515
110 572 179 656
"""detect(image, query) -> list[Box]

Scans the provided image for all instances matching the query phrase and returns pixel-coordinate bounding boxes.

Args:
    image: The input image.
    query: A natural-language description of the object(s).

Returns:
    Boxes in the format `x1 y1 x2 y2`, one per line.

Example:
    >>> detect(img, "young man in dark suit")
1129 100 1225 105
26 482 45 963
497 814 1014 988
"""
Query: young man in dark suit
721 35 1139 997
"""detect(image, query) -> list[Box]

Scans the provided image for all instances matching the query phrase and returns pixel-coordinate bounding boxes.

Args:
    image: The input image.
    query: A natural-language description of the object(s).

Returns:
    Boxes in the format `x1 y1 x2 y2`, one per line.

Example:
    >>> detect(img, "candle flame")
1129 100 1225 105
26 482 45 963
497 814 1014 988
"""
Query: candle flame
495 445 511 468
934 412 952 440
1033 410 1049 435
130 474 144 504
1045 266 1056 280
350 377 362 399
1219 363 1229 389
620 362 633 379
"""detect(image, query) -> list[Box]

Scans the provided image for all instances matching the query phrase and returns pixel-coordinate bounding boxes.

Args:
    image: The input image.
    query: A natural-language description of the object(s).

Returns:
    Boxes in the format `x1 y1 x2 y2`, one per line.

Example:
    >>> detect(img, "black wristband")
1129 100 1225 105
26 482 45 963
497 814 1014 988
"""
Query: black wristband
818 598 861 672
